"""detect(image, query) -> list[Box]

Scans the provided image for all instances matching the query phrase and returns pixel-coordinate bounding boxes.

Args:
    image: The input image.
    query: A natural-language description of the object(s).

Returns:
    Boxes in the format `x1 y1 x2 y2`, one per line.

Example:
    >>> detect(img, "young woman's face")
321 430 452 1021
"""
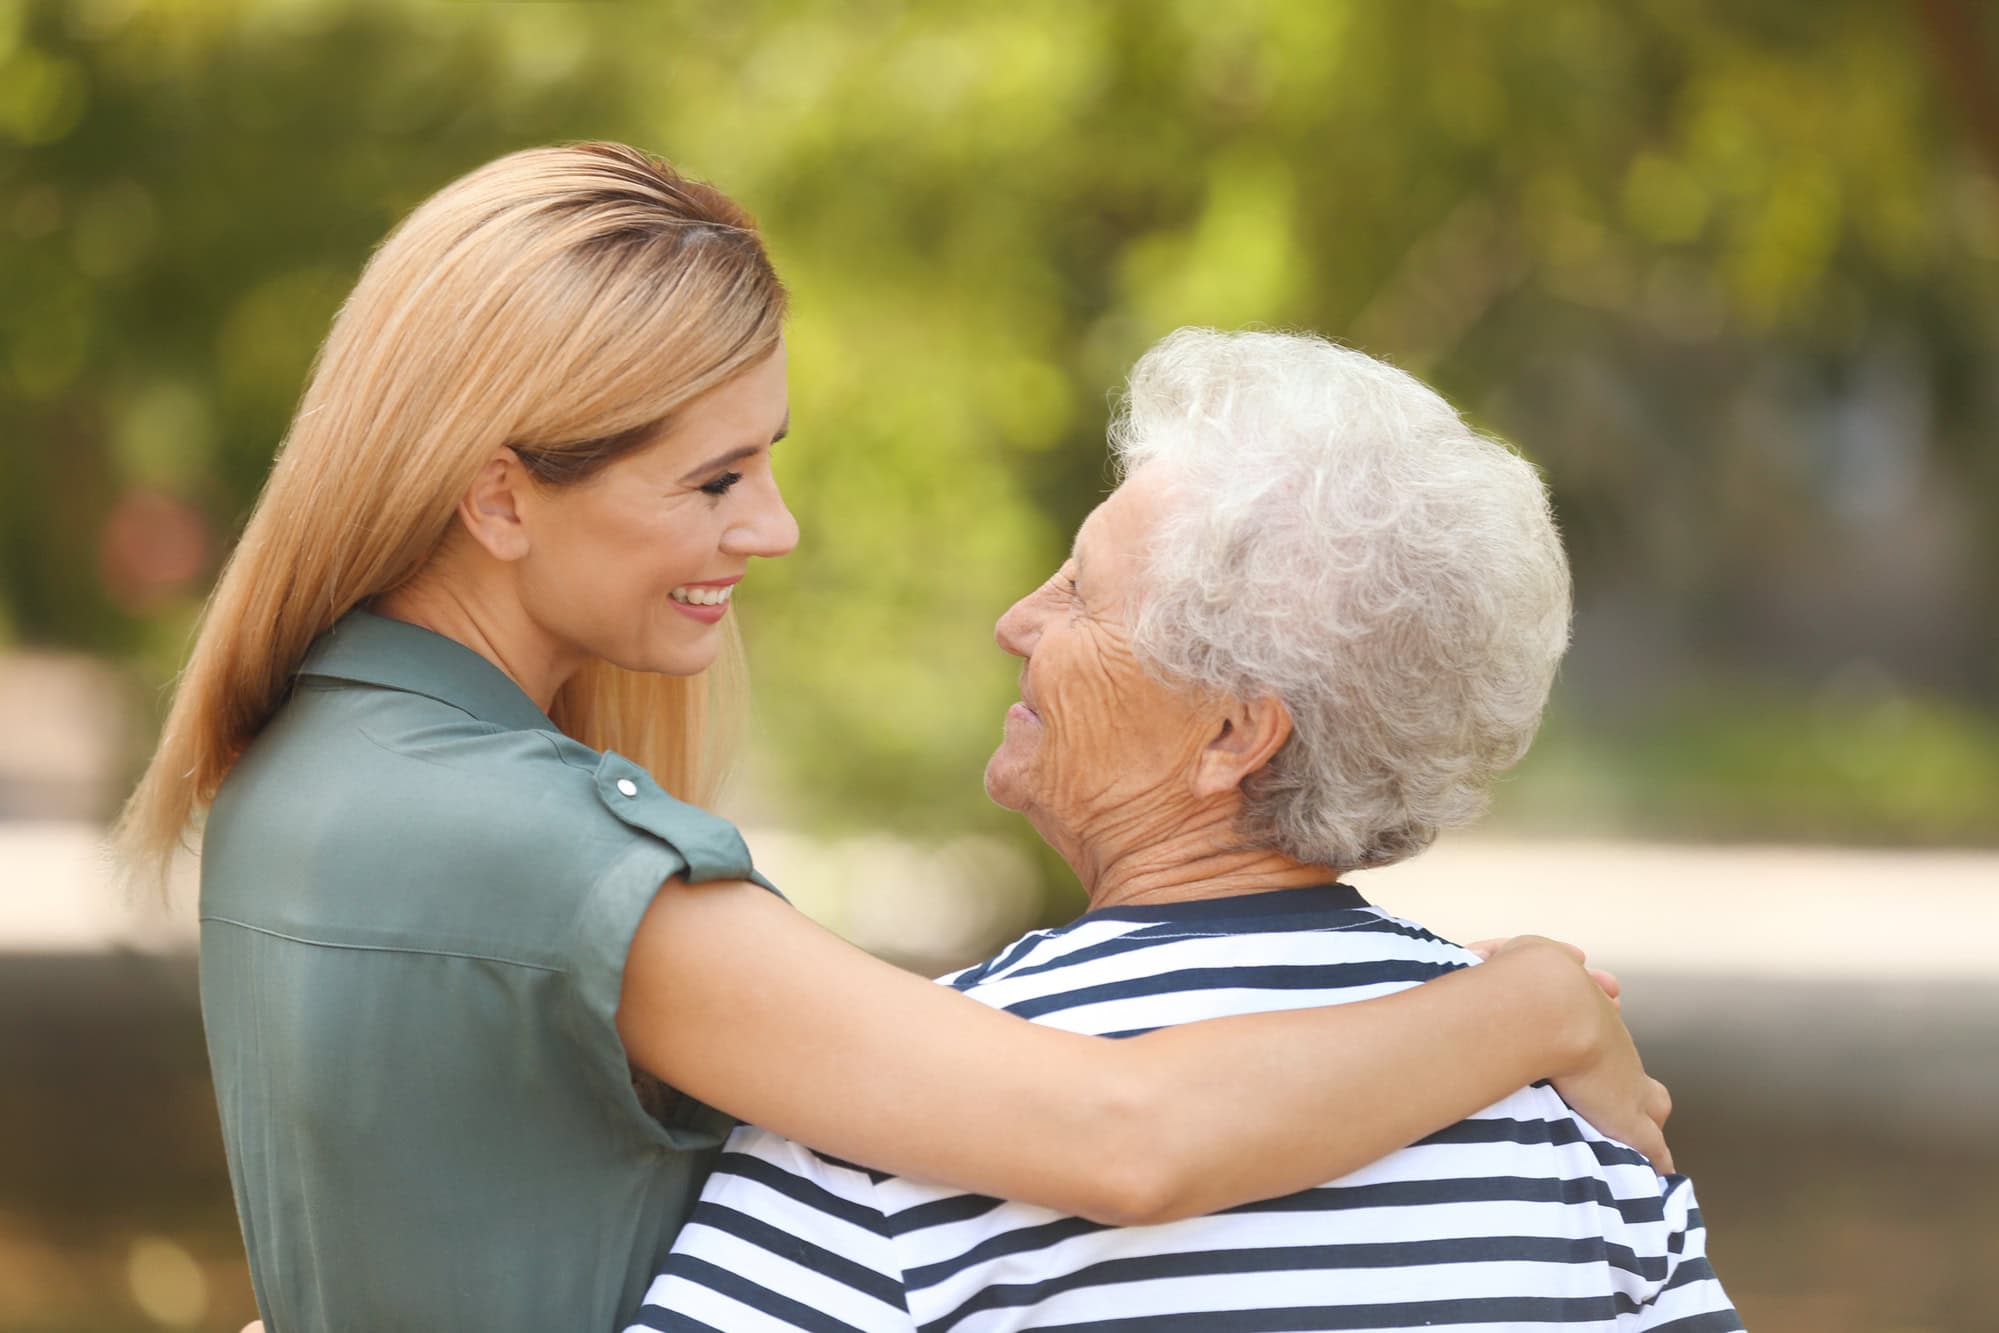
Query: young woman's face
514 342 797 679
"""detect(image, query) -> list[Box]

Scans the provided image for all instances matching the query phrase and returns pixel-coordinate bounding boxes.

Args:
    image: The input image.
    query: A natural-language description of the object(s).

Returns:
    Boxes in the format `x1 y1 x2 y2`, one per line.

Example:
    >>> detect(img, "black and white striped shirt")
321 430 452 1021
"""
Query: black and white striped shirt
625 885 1741 1332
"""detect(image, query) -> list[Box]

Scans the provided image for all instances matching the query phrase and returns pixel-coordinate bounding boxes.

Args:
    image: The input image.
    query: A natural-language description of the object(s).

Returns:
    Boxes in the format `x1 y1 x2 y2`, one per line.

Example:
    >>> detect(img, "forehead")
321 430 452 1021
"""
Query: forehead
615 343 789 476
671 342 788 441
1075 470 1169 569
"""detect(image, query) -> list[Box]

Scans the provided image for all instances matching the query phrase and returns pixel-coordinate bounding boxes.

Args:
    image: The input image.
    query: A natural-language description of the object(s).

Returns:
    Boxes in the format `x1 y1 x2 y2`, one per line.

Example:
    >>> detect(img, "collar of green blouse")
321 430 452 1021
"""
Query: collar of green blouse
296 607 557 734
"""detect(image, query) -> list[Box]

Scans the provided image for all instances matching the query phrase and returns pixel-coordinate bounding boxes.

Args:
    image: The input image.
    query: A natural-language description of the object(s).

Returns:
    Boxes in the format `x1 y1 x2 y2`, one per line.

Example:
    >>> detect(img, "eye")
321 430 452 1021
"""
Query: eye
698 470 744 498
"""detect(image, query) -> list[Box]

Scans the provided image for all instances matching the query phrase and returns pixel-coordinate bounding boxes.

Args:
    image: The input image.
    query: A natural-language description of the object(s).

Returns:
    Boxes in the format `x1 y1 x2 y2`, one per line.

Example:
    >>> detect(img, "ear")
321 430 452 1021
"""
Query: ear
455 449 533 562
1191 692 1293 799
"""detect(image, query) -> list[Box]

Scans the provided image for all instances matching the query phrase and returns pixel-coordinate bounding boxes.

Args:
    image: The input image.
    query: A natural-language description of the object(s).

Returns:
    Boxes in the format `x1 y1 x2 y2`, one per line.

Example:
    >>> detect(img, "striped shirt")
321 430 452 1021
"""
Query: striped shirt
625 884 1741 1332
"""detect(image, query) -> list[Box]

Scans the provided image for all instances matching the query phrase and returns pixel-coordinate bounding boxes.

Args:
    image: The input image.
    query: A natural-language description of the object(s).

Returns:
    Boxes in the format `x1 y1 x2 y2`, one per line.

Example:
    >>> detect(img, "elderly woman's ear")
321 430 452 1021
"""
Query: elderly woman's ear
1191 694 1293 798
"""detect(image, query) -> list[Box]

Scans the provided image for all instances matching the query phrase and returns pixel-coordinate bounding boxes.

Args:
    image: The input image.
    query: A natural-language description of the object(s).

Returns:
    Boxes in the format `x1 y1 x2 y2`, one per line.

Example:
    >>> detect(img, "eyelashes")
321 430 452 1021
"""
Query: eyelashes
699 470 744 497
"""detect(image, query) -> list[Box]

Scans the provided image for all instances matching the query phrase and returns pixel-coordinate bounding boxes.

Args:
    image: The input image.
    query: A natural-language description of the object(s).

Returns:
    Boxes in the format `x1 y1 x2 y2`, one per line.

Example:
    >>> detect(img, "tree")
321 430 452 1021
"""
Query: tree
3 0 1993 848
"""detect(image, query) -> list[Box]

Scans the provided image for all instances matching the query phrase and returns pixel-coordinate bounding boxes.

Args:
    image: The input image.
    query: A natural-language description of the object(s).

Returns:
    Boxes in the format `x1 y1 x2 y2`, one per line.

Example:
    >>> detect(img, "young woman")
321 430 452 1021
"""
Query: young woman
119 143 1669 1332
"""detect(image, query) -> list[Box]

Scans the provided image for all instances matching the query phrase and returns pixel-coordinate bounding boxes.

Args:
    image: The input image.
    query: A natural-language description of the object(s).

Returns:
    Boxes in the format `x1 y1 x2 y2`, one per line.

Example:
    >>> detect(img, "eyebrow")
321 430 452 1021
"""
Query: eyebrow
678 415 789 482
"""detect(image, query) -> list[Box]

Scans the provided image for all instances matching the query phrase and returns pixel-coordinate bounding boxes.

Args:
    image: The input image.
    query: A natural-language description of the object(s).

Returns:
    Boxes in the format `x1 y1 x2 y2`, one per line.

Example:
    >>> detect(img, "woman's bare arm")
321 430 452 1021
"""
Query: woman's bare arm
617 878 1669 1227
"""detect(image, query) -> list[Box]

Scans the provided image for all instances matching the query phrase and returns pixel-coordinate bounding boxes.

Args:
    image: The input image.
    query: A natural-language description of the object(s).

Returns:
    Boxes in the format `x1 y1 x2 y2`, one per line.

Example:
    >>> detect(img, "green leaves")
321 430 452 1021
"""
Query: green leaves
3 0 1994 847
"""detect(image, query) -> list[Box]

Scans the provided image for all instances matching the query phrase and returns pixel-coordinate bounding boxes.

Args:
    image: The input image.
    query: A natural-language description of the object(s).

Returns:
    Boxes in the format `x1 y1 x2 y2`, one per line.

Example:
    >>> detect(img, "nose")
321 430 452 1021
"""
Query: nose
726 472 799 560
994 586 1045 659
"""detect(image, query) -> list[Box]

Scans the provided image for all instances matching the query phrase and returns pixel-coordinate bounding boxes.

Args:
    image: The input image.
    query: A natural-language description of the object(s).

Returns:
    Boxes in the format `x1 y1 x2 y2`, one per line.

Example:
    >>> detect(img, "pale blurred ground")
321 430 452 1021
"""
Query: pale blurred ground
10 820 1998 981
7 826 1999 1332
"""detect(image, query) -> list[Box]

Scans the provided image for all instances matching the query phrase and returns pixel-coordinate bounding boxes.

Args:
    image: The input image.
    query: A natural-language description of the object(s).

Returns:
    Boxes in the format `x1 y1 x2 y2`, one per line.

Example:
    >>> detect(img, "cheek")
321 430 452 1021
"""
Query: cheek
583 502 708 596
1032 657 1127 786
562 521 644 606
653 509 730 585
526 497 681 632
1044 638 1137 735
1072 668 1195 783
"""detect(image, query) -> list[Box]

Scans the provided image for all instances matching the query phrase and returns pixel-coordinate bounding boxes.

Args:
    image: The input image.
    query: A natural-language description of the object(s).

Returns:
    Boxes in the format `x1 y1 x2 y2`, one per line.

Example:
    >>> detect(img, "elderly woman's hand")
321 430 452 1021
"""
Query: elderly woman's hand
1481 935 1675 1175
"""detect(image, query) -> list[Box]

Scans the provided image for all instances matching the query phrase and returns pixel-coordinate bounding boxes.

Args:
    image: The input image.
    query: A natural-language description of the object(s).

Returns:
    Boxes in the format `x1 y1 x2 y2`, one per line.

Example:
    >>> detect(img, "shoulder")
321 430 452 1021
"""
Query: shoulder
947 901 1471 1031
204 682 765 955
231 680 752 873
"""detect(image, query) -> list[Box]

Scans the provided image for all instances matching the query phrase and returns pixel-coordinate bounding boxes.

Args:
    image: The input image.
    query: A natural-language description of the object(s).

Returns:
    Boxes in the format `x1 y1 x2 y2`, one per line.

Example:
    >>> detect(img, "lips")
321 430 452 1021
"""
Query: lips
667 575 741 624
669 574 743 605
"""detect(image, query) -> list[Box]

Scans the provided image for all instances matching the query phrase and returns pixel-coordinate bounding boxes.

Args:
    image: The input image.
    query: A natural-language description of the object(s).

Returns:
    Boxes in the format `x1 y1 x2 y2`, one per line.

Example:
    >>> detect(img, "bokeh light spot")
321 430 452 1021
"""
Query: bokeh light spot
1622 153 1711 245
115 380 217 489
99 491 211 613
0 49 90 145
126 1235 207 1327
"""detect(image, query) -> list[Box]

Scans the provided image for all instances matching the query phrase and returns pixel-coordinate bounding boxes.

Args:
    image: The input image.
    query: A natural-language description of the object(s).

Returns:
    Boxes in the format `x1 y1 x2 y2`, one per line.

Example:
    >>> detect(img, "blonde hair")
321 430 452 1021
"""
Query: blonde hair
117 142 786 883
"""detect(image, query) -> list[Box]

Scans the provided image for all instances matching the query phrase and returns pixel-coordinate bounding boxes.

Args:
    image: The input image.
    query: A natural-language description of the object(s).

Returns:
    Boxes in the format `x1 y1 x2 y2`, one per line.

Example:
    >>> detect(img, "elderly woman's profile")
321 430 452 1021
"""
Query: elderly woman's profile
116 141 1675 1332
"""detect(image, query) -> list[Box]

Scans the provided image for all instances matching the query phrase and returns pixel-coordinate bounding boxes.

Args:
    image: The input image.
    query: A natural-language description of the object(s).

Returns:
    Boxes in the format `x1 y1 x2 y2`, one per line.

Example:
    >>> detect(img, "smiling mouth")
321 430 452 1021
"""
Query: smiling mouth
669 584 735 606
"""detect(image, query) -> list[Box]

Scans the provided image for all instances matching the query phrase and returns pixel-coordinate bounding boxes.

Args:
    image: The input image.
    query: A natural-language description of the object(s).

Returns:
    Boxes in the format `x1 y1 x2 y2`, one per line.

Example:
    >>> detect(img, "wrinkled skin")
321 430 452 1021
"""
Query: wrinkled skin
985 469 1322 908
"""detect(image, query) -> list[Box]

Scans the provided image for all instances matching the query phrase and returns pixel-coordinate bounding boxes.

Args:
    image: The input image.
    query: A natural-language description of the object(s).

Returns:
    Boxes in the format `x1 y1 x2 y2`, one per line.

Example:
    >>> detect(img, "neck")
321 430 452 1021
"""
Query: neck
1055 799 1339 912
373 571 577 712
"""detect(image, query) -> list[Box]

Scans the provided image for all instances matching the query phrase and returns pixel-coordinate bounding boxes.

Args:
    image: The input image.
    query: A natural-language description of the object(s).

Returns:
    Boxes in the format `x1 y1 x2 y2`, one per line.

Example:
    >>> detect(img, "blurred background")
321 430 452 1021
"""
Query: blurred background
2 0 1996 1329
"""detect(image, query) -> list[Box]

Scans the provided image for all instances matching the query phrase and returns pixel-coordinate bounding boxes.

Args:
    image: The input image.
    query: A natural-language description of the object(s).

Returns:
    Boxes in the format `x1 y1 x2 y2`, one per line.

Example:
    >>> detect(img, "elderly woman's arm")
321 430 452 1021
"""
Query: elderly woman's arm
618 878 1668 1227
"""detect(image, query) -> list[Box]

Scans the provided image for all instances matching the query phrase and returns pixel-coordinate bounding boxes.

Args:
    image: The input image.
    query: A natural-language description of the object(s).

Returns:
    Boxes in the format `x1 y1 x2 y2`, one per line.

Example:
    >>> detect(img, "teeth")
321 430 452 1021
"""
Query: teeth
670 584 735 606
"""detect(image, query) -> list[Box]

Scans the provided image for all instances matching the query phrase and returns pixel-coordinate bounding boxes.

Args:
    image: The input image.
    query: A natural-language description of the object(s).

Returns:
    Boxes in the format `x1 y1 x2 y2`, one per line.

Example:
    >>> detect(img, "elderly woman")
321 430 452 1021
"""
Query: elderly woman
623 328 1737 1332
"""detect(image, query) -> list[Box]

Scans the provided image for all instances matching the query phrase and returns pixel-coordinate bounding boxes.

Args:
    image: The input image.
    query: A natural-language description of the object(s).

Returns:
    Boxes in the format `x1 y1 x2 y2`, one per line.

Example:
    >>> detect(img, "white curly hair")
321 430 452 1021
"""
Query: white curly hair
1110 328 1572 871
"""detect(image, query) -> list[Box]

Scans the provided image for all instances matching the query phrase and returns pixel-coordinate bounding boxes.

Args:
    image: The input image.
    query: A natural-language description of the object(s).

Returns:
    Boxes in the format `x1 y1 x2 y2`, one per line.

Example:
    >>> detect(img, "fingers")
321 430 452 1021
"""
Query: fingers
1494 939 1623 1007
1534 936 1586 964
1630 1080 1676 1174
1648 1077 1673 1128
1476 940 1625 1006
1626 1118 1673 1176
1586 967 1621 1004
1465 935 1586 965
1619 1096 1676 1175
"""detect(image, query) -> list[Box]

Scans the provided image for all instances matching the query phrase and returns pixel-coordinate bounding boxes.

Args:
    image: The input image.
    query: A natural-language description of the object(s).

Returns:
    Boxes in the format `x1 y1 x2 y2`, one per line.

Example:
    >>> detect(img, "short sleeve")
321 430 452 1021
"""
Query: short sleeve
624 1127 915 1333
592 750 778 891
561 750 782 1148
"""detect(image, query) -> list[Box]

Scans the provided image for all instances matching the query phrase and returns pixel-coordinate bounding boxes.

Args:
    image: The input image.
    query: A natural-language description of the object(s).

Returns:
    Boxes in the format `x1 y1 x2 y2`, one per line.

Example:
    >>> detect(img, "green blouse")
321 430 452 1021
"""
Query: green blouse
199 609 771 1331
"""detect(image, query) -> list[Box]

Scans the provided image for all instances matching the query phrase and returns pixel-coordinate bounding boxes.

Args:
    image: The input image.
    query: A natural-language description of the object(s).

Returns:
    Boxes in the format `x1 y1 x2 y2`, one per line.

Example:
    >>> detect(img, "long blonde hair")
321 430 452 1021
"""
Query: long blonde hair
117 142 786 883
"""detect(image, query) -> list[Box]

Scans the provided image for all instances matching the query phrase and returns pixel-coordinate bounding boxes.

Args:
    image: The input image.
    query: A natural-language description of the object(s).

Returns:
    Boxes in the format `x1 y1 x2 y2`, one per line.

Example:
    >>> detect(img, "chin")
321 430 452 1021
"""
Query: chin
626 629 724 679
982 759 1027 812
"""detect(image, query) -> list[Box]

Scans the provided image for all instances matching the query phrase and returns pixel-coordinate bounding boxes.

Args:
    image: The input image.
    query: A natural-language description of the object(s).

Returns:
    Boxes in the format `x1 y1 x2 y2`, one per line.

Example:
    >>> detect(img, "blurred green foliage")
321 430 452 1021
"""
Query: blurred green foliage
1 0 1995 846
1505 683 1999 845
